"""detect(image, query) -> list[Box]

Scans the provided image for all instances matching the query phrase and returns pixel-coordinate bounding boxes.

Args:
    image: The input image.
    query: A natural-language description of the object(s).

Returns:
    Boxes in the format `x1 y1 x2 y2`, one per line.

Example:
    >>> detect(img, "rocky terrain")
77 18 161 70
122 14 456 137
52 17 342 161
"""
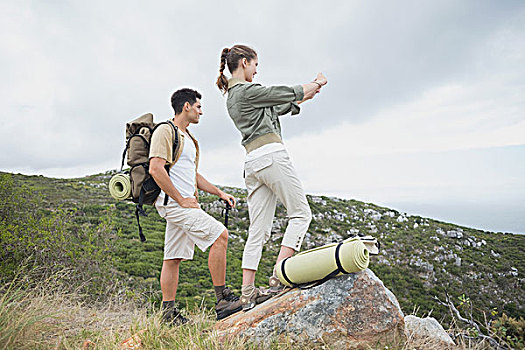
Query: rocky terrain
215 270 407 349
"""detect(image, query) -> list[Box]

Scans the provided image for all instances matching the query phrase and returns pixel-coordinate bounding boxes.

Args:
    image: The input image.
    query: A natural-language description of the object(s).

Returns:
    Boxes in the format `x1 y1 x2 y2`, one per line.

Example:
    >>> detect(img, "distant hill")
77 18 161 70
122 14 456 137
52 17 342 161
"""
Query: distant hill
4 170 524 323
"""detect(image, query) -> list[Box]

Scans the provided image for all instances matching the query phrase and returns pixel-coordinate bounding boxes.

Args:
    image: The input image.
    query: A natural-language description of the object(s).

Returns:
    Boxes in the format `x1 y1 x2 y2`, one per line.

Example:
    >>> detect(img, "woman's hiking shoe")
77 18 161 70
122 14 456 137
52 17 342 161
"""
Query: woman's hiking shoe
162 305 189 326
268 275 287 295
215 287 243 320
240 286 272 311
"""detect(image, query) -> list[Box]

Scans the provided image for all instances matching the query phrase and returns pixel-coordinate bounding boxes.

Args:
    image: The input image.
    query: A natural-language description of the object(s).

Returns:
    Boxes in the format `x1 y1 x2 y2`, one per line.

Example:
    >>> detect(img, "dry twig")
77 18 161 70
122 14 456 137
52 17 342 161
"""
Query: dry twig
434 293 505 349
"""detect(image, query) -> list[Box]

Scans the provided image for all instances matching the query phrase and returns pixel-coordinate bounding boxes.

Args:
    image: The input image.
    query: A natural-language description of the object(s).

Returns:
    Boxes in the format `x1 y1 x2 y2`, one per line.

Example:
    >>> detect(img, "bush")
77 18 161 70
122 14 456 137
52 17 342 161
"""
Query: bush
0 173 120 300
492 314 525 349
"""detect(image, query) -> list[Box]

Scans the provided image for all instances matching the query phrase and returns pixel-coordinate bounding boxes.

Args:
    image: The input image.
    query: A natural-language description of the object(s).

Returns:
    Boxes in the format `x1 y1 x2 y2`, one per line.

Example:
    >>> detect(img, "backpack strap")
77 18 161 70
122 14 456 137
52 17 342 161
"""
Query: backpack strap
334 241 349 274
151 121 179 206
163 162 171 206
135 203 147 242
151 120 179 160
167 120 180 166
279 257 294 286
167 121 179 205
135 163 152 242
120 147 127 172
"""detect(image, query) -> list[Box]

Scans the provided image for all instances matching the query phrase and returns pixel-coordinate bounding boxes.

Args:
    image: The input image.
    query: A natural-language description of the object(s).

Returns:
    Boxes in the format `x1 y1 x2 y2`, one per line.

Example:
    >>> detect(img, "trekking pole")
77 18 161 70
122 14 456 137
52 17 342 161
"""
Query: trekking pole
223 199 232 229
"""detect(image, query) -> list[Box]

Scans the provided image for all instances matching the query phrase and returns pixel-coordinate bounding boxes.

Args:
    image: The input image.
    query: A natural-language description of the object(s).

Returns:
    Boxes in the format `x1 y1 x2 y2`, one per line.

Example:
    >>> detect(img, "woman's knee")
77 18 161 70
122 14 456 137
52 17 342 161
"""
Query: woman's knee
304 206 312 224
287 199 312 222
294 206 312 226
246 227 270 246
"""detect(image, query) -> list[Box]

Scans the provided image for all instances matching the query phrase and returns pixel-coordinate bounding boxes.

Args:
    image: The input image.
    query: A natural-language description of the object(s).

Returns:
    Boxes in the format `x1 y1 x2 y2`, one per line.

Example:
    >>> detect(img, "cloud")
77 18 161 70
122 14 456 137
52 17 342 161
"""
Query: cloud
1 0 524 233
197 76 525 194
288 81 524 158
1 1 524 183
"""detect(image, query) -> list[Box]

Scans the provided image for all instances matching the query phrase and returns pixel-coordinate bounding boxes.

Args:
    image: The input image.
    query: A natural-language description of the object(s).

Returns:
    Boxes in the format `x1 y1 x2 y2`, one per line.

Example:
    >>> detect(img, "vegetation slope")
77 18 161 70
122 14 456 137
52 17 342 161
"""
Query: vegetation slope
1 170 523 349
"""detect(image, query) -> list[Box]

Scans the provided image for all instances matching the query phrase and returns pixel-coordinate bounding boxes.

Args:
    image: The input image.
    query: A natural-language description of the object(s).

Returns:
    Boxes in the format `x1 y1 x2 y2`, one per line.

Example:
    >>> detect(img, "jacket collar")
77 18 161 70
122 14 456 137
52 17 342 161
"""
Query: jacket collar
228 78 248 90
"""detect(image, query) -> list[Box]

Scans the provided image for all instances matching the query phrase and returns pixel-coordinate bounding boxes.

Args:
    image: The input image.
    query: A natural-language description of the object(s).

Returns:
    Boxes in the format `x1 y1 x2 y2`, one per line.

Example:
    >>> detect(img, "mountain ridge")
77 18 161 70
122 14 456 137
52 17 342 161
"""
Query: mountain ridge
3 170 523 325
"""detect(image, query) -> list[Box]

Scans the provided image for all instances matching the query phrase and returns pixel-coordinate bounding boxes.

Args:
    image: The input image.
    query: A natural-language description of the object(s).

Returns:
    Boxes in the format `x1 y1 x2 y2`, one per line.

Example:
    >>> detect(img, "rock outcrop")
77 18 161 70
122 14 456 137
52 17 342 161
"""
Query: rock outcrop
214 269 405 349
404 315 455 347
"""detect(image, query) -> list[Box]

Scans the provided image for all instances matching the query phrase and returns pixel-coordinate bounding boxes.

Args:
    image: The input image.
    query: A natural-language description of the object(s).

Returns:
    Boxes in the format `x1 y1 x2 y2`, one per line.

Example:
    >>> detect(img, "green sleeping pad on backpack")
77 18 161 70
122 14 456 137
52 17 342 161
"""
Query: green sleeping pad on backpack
109 173 132 200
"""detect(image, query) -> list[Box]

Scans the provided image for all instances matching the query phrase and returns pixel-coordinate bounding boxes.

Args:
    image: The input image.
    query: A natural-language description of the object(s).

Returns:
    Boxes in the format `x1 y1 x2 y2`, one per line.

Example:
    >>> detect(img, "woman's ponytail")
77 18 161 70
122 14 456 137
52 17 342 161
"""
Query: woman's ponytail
216 48 230 94
216 45 257 95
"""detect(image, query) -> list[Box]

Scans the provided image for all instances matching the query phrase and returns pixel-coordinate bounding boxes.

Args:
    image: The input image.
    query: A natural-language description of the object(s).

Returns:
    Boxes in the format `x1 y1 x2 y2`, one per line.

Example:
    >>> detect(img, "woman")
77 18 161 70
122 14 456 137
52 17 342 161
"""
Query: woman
216 44 327 310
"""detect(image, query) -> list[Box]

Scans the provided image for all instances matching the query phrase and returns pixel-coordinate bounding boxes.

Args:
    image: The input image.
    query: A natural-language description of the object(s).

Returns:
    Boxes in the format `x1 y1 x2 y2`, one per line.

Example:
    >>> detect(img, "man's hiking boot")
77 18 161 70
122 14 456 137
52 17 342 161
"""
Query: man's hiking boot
215 287 242 320
162 304 189 326
240 286 272 312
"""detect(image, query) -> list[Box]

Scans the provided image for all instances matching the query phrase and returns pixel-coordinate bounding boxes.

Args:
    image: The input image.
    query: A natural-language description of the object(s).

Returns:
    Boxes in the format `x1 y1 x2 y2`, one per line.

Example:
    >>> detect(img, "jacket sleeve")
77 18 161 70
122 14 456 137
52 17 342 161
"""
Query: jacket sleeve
244 84 304 108
274 102 301 116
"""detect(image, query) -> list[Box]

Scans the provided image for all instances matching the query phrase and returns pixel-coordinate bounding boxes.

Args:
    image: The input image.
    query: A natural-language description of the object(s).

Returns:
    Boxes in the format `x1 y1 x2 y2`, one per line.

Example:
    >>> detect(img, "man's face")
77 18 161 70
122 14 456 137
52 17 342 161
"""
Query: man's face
187 98 202 124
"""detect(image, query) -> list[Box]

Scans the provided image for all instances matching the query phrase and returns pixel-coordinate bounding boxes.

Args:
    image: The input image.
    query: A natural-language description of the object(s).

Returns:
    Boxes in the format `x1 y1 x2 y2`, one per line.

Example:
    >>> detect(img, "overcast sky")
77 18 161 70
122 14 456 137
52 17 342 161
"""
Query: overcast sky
1 1 524 233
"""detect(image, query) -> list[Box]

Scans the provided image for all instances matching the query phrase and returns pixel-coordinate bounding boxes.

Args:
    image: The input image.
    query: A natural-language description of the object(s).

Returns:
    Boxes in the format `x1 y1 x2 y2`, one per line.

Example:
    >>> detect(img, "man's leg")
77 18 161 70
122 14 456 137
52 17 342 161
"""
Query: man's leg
171 207 241 320
208 229 228 286
161 220 193 301
160 258 189 325
158 213 194 325
160 258 182 301
205 228 243 319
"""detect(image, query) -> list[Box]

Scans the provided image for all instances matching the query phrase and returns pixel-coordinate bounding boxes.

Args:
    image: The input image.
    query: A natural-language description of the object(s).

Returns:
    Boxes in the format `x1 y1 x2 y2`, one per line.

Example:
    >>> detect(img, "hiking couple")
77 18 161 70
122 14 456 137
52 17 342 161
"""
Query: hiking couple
149 44 327 324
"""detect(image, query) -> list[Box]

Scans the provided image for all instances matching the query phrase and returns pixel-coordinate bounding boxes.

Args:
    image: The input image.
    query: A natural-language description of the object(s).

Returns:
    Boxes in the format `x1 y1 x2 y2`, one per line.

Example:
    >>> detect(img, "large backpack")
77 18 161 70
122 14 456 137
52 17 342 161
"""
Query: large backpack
120 113 179 242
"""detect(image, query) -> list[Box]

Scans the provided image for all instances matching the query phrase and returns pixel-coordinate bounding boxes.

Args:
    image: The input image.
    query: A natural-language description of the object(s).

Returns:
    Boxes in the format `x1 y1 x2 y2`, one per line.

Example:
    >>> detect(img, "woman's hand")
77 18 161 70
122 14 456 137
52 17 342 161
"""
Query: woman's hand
314 72 327 86
303 87 319 102
300 73 327 104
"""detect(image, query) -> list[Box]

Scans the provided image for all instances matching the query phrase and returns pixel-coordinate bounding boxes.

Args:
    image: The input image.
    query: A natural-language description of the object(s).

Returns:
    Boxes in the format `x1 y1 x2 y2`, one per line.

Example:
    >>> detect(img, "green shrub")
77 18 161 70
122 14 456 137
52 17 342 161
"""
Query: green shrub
492 314 525 349
0 173 119 300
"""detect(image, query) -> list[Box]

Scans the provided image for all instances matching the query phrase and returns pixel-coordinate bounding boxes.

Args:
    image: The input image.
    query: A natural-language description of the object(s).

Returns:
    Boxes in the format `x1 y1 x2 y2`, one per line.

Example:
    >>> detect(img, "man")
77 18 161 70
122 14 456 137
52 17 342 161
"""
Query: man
149 88 242 324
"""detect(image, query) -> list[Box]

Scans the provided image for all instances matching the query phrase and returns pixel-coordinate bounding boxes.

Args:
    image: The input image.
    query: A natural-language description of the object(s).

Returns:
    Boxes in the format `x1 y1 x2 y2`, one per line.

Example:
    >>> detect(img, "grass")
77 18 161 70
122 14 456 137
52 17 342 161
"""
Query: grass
0 276 62 349
0 274 507 350
0 271 265 350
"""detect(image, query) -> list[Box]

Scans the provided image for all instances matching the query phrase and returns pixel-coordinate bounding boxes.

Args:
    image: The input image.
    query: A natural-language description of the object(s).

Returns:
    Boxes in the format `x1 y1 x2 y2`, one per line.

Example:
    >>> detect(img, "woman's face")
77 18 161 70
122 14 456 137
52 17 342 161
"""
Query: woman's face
244 57 258 82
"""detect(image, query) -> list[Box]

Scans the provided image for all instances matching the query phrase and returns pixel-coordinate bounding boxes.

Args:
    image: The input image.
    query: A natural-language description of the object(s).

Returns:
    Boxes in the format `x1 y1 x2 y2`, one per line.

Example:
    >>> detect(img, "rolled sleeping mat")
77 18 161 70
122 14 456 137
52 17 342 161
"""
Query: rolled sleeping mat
276 237 370 287
109 173 132 200
355 235 380 255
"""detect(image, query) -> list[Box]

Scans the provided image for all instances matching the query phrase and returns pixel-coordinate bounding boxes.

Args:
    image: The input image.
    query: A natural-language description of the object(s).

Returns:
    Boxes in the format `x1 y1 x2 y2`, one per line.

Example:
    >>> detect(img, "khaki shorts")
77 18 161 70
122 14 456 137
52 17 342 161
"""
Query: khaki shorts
155 197 226 260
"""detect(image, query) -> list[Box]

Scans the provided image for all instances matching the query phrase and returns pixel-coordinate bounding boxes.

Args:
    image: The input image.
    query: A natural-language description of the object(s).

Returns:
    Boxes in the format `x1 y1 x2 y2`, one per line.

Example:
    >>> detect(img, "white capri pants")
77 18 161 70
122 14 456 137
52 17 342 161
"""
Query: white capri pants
242 150 312 270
